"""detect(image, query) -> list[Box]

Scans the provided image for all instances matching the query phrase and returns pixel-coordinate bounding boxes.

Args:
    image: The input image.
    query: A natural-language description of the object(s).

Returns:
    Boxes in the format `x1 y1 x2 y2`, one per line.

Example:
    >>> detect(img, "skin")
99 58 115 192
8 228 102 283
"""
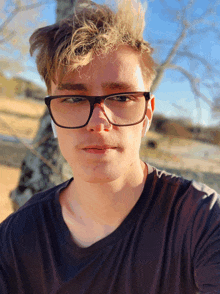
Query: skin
51 46 155 247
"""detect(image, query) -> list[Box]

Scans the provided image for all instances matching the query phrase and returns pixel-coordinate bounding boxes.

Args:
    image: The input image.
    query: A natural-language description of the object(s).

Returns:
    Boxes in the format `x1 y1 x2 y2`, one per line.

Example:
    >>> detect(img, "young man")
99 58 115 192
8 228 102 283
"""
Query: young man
0 0 220 293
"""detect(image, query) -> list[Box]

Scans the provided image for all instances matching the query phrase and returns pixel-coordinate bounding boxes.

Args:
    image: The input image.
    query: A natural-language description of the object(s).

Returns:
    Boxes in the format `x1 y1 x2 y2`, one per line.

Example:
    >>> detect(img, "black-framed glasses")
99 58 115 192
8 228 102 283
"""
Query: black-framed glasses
45 92 150 129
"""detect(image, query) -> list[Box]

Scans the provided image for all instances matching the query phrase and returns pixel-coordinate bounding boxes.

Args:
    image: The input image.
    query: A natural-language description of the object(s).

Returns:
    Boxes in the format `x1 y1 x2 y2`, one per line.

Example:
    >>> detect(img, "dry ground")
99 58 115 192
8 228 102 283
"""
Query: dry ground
0 95 45 139
0 165 19 223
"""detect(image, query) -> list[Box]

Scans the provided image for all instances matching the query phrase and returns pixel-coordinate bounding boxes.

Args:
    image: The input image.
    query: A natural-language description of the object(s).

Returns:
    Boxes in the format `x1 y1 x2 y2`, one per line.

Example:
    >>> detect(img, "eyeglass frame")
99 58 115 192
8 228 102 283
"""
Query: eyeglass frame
44 91 151 129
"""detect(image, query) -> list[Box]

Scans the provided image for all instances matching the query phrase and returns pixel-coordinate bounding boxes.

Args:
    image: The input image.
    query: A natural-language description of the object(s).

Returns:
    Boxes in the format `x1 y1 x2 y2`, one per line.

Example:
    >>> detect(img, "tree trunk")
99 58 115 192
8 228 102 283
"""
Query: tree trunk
10 0 76 210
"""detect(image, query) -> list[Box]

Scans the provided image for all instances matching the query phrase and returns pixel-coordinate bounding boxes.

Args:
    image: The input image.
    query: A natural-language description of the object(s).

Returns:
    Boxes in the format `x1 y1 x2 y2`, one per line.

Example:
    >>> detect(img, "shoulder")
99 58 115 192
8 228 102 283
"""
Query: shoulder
0 179 72 245
147 165 220 254
147 164 220 219
148 164 219 196
147 165 220 292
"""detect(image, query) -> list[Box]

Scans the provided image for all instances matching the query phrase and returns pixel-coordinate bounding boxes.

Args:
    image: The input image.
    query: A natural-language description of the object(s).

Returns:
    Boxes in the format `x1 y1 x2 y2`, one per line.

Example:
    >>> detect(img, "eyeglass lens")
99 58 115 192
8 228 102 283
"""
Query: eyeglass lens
50 93 146 128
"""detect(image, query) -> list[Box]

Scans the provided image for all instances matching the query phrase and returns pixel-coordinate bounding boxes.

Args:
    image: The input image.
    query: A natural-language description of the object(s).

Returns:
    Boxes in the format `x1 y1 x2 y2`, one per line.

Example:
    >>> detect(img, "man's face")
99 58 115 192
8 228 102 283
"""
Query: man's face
51 46 155 183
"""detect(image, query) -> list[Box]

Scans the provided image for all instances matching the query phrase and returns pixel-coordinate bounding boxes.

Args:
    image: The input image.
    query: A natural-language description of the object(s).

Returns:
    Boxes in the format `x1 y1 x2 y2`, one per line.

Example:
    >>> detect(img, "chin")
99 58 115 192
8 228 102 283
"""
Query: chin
71 163 124 184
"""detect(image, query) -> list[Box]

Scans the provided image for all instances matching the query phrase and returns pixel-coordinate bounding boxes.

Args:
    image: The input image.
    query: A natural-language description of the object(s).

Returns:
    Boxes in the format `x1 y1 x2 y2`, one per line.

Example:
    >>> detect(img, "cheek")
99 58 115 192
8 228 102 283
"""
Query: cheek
122 126 143 150
56 130 77 159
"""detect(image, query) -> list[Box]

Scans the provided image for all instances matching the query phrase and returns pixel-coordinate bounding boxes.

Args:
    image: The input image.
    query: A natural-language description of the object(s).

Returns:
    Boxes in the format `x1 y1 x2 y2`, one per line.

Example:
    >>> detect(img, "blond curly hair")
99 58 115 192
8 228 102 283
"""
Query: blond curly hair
30 0 157 93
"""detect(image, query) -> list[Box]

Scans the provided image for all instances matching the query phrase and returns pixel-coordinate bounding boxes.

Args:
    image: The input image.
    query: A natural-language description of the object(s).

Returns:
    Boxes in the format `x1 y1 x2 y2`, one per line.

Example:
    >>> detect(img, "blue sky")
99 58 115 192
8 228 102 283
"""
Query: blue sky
7 0 220 127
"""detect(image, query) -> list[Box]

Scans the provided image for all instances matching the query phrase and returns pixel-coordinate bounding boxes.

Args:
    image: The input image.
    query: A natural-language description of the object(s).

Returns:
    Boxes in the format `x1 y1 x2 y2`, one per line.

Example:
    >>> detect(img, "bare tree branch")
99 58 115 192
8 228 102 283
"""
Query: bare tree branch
168 63 213 107
150 0 220 124
212 97 220 118
190 0 220 27
0 31 15 45
151 25 188 93
188 26 220 37
0 1 49 34
175 51 218 74
150 2 200 94
172 103 190 117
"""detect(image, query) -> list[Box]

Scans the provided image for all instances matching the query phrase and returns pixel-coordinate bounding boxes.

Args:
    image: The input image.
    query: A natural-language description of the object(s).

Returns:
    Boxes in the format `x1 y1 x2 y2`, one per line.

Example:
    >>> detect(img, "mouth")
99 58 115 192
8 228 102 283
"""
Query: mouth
82 145 117 154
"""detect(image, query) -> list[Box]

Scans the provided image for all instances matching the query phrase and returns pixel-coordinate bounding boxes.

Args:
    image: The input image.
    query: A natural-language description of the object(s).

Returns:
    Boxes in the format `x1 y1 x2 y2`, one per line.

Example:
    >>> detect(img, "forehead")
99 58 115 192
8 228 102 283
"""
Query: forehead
52 46 151 93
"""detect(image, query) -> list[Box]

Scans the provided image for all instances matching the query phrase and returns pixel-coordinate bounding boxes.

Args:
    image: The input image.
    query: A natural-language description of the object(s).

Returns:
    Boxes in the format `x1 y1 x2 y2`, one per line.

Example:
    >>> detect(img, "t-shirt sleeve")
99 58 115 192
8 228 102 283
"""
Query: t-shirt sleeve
191 185 220 293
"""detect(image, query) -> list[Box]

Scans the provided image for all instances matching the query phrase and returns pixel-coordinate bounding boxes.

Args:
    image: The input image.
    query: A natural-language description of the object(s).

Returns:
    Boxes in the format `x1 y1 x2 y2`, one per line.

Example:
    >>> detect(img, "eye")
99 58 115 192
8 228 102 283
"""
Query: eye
60 96 87 103
108 94 135 102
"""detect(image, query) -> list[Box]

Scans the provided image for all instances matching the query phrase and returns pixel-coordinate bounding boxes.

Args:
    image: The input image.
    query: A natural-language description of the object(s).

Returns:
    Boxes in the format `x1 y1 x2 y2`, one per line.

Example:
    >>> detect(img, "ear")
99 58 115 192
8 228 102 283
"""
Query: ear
141 95 155 137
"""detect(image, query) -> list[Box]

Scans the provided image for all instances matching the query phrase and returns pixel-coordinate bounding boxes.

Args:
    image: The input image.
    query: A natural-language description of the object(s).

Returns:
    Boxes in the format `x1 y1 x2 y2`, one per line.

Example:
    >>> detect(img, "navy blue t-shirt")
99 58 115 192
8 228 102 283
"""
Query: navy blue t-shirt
0 165 220 293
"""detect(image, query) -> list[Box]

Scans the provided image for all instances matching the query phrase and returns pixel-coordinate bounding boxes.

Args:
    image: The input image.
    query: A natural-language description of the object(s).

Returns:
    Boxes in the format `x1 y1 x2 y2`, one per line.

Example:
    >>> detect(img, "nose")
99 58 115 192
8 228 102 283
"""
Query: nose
86 103 112 132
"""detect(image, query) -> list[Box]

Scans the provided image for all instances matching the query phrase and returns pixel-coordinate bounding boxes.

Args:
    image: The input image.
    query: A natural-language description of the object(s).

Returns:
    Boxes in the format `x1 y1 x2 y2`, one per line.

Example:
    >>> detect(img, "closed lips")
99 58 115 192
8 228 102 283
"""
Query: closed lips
83 146 116 150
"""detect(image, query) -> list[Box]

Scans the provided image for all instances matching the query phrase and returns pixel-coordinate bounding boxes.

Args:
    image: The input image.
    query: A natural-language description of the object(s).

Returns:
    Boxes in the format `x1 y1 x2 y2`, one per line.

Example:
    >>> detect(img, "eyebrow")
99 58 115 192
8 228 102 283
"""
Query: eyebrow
101 82 134 91
57 82 134 92
57 83 87 91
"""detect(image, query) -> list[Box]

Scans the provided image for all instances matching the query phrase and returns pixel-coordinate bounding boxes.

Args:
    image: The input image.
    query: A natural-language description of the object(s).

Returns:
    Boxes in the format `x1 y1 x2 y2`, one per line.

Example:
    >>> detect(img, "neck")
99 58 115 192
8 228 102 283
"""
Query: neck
61 160 148 227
